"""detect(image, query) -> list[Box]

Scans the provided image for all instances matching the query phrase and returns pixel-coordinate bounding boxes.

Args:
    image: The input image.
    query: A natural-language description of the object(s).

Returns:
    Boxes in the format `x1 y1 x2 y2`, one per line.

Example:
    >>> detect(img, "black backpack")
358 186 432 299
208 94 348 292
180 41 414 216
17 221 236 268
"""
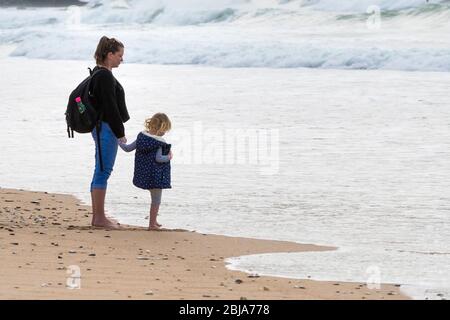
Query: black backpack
65 68 105 170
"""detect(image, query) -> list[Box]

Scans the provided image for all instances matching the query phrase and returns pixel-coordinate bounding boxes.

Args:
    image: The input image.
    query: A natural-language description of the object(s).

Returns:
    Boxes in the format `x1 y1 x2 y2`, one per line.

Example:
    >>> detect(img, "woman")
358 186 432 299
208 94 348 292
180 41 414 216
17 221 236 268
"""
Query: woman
90 36 130 228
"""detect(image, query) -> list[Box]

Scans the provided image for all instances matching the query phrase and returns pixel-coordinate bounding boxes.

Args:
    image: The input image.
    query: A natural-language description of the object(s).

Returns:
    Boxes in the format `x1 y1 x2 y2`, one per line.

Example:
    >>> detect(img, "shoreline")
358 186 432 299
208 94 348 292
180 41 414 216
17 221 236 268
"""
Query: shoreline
0 188 409 299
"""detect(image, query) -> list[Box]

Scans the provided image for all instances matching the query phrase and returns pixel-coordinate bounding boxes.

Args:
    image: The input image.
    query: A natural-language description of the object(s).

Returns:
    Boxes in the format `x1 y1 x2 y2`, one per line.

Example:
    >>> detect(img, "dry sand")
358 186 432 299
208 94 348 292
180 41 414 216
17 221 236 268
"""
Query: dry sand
0 188 409 299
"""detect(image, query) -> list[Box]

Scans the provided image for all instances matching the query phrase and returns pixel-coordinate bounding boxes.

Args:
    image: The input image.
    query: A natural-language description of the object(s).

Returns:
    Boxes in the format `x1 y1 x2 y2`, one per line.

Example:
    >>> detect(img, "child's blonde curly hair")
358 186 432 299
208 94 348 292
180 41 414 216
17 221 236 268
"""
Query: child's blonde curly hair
145 113 172 136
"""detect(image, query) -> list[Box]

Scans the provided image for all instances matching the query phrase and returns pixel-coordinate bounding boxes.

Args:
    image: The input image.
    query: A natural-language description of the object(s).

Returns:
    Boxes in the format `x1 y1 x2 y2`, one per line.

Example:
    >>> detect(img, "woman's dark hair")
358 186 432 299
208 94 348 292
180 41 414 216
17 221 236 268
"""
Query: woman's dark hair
94 36 124 65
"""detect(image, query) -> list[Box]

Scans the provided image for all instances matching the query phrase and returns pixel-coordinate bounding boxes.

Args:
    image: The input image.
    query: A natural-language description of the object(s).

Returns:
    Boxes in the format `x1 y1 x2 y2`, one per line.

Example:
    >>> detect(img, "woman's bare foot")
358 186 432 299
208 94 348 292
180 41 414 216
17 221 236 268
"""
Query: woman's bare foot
92 217 122 229
148 225 161 231
106 216 121 225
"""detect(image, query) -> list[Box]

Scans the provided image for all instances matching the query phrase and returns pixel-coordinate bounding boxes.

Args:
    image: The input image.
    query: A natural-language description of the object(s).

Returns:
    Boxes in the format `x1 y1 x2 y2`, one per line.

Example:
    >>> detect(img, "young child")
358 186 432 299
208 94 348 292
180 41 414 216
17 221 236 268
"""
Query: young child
119 113 172 230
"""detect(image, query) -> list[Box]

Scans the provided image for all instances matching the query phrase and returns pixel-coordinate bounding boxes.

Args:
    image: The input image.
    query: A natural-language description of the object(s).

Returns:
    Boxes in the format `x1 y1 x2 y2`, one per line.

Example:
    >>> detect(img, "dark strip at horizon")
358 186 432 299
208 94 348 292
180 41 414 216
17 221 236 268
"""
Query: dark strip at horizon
0 0 87 7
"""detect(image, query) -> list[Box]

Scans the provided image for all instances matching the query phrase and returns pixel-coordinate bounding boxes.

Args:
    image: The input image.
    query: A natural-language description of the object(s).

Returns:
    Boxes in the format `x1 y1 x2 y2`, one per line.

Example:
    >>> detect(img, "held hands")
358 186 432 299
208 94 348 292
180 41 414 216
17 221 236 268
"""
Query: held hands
118 136 127 144
169 151 173 160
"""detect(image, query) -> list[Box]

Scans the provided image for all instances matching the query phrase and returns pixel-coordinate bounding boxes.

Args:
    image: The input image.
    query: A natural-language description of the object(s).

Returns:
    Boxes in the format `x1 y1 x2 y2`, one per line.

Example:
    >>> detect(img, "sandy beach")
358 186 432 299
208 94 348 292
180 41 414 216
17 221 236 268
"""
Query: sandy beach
0 188 408 300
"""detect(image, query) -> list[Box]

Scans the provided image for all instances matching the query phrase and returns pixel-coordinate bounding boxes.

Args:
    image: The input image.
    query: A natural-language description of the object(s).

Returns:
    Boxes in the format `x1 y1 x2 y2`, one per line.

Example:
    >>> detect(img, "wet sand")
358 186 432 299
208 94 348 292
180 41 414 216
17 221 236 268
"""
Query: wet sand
0 188 408 299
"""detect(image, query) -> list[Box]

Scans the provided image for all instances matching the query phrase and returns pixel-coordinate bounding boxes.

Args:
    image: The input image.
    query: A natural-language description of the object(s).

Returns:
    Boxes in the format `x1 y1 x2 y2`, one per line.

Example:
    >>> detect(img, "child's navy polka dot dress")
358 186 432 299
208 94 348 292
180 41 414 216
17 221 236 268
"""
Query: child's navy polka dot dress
133 132 171 190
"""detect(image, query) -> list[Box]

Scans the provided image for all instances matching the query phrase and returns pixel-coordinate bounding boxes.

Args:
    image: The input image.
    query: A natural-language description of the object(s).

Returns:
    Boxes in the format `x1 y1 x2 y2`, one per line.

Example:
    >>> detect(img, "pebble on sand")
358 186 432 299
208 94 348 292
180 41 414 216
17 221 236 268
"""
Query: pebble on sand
137 256 149 260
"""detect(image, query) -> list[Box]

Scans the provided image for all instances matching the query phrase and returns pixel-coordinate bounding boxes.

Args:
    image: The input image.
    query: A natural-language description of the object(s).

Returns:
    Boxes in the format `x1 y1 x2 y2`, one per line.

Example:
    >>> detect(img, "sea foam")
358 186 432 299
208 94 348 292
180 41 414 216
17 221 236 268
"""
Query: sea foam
1 0 449 71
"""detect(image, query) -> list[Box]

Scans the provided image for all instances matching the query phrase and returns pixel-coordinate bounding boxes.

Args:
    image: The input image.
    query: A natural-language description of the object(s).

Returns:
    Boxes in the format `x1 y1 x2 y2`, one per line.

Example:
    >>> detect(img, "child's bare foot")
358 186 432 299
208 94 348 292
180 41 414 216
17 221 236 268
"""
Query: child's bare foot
144 217 161 227
148 225 161 231
156 213 162 227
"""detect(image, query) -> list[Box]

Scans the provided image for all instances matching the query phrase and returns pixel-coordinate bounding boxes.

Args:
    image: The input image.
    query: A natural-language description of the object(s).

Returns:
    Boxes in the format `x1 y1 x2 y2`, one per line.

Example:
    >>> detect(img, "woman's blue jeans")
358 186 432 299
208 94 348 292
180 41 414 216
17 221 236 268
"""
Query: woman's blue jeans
90 122 118 191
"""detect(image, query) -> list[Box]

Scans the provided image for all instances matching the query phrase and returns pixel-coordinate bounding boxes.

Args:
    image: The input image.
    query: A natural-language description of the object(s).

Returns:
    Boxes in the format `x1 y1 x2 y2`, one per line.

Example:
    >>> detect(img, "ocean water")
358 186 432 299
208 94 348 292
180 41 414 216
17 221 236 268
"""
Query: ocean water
1 0 450 300
1 0 450 70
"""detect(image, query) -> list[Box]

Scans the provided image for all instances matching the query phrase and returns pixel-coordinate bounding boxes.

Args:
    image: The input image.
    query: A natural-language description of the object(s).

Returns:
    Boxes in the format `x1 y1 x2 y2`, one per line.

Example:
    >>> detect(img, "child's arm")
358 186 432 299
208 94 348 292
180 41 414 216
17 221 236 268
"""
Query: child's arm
119 140 137 152
155 147 172 163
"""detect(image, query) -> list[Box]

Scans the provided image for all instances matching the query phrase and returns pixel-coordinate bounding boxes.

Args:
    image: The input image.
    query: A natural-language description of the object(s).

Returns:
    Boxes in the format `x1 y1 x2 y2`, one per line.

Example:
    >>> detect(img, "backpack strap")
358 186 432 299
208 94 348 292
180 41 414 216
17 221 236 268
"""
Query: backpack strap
96 109 105 172
67 123 74 138
89 67 109 171
96 121 104 172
